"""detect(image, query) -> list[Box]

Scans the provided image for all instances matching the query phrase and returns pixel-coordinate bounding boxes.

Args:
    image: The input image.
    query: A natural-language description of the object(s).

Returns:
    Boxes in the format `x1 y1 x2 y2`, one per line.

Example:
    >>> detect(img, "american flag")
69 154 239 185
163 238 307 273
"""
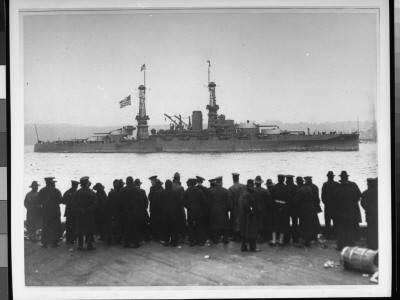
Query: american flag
141 64 146 71
119 95 131 108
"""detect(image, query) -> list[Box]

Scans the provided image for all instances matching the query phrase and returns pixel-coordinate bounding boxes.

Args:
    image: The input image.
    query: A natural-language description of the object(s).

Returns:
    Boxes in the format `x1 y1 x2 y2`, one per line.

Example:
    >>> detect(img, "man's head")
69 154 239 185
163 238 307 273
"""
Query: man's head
196 176 205 185
149 175 157 186
186 178 196 187
165 179 172 189
126 176 134 186
113 179 119 189
71 180 79 190
254 175 263 186
93 183 104 191
296 176 304 186
29 181 40 191
247 179 254 189
173 172 181 182
304 176 312 184
215 176 223 186
134 179 142 187
339 171 349 183
209 178 217 188
326 171 335 180
266 179 274 189
232 173 240 183
80 176 89 188
285 175 294 185
44 177 56 187
277 174 285 183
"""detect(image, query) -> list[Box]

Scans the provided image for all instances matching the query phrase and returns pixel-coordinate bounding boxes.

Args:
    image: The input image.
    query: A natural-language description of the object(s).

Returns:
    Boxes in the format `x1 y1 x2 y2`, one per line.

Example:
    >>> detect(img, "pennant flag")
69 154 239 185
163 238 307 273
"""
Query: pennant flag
141 64 146 71
207 60 211 67
119 95 131 108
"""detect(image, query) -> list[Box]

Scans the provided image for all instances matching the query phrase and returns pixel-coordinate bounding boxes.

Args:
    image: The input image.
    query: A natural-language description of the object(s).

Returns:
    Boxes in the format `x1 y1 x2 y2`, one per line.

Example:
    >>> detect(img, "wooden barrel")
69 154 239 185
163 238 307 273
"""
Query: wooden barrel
340 246 378 273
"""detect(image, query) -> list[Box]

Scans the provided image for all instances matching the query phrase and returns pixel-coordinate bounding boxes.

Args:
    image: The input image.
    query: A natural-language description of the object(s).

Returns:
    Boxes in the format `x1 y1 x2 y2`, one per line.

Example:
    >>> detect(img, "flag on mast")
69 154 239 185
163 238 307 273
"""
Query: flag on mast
119 95 131 108
141 64 146 71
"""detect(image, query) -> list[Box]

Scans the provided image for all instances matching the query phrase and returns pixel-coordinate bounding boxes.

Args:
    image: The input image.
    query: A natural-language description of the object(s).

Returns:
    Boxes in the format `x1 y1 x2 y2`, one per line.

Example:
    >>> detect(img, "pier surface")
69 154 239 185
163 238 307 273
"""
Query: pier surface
24 238 375 286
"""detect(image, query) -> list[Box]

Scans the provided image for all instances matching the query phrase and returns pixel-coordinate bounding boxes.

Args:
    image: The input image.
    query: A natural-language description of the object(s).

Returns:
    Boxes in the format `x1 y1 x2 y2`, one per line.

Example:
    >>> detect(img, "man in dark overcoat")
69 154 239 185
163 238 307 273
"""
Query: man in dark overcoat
73 176 98 250
119 176 143 248
196 176 211 240
24 181 41 242
208 176 231 244
148 175 159 240
333 171 361 250
269 174 290 246
135 178 150 242
172 172 187 241
38 177 63 248
159 180 181 246
321 171 340 240
184 178 207 246
240 179 260 252
293 177 319 247
253 175 269 243
361 177 378 250
105 179 122 244
62 180 79 244
304 176 322 240
93 182 107 241
150 178 165 241
228 173 246 242
208 178 217 189
285 175 299 244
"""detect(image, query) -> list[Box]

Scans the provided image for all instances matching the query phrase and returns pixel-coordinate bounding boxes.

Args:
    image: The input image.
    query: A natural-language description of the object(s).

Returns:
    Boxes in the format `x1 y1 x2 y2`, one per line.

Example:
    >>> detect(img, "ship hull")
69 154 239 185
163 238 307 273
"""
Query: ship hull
34 134 359 153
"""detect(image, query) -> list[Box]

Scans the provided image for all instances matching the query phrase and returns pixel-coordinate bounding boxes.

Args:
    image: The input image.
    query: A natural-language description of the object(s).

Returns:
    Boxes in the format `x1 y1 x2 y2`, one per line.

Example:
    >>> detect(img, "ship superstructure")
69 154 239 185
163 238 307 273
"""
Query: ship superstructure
34 63 359 153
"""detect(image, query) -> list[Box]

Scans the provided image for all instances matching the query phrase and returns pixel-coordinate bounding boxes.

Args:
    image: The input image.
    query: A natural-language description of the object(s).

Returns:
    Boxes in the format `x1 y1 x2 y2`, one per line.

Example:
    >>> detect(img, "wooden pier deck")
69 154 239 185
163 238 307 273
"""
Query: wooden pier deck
24 238 376 287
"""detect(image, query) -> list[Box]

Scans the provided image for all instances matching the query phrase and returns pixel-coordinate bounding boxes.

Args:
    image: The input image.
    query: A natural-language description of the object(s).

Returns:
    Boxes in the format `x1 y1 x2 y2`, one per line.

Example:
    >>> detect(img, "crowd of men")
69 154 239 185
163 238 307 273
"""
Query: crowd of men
24 171 378 252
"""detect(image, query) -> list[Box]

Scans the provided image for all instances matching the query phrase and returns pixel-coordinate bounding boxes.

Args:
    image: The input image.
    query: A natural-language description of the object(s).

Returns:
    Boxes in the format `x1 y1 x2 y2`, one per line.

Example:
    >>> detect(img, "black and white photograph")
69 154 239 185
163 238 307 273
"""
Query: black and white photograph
10 0 391 298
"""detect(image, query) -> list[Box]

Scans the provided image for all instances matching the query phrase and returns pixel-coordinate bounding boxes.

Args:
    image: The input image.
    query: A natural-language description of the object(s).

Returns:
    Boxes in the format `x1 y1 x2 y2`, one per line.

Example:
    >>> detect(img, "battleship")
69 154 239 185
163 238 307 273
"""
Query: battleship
34 64 359 153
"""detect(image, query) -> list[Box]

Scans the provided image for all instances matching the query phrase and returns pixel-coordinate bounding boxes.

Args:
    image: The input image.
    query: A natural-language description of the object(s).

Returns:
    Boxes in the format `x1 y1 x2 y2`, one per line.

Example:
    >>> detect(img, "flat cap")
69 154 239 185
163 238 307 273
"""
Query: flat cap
232 173 240 177
80 176 89 181
304 176 312 180
71 180 79 185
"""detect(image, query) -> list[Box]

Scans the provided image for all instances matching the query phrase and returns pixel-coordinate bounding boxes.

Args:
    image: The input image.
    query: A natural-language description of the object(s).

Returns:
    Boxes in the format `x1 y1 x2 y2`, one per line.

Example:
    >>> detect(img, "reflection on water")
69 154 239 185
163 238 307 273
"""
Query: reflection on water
24 144 377 224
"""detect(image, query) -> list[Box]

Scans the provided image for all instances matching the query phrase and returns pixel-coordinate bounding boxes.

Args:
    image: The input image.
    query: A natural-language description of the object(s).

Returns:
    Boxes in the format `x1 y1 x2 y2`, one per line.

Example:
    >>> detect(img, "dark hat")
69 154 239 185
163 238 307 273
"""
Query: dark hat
134 179 142 185
208 178 216 183
215 176 223 183
93 183 104 190
29 181 40 188
156 179 164 185
44 177 56 182
187 178 197 185
80 176 89 182
285 175 294 178
247 179 254 186
304 176 312 181
71 180 79 186
367 178 375 183
254 175 264 184
232 173 240 177
173 172 181 179
339 171 349 178
196 176 205 182
266 179 274 186
126 176 134 183
277 174 285 179
149 175 157 180
327 171 335 176
296 176 304 183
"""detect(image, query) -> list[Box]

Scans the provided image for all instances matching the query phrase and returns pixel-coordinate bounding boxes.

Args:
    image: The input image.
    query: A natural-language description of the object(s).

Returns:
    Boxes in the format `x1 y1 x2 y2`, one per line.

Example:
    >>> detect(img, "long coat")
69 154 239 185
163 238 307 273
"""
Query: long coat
321 180 340 218
73 187 98 236
95 189 108 233
240 189 258 239
184 186 207 220
138 187 150 223
38 185 63 244
334 182 362 223
253 186 269 232
208 185 231 230
159 188 181 221
172 182 186 228
293 185 319 241
24 190 42 231
286 183 298 215
62 187 78 218
269 182 290 233
228 182 246 232
119 185 143 218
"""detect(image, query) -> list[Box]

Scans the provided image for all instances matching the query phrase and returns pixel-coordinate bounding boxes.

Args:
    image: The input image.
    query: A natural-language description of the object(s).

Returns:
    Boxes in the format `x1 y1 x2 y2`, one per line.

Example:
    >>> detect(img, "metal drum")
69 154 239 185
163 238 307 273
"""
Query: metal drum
340 246 378 273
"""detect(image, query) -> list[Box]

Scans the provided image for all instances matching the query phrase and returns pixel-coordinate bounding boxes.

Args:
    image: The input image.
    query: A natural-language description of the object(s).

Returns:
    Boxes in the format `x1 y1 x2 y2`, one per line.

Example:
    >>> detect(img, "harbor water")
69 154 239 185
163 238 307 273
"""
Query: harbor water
23 143 377 224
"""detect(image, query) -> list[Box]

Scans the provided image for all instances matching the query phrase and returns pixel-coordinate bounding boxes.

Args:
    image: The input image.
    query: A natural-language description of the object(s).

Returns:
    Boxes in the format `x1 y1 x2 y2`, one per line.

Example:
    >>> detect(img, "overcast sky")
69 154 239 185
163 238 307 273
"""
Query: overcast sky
24 9 378 127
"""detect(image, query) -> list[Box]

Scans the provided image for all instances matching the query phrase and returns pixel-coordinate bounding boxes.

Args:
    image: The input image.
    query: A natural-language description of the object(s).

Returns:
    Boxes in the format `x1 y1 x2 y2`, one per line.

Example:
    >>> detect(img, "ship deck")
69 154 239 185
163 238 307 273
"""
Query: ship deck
24 237 375 287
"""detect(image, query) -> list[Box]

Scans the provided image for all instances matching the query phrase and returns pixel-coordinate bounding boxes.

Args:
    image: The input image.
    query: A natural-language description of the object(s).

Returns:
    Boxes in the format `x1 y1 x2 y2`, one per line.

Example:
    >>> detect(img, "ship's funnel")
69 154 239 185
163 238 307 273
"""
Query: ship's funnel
192 111 203 131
